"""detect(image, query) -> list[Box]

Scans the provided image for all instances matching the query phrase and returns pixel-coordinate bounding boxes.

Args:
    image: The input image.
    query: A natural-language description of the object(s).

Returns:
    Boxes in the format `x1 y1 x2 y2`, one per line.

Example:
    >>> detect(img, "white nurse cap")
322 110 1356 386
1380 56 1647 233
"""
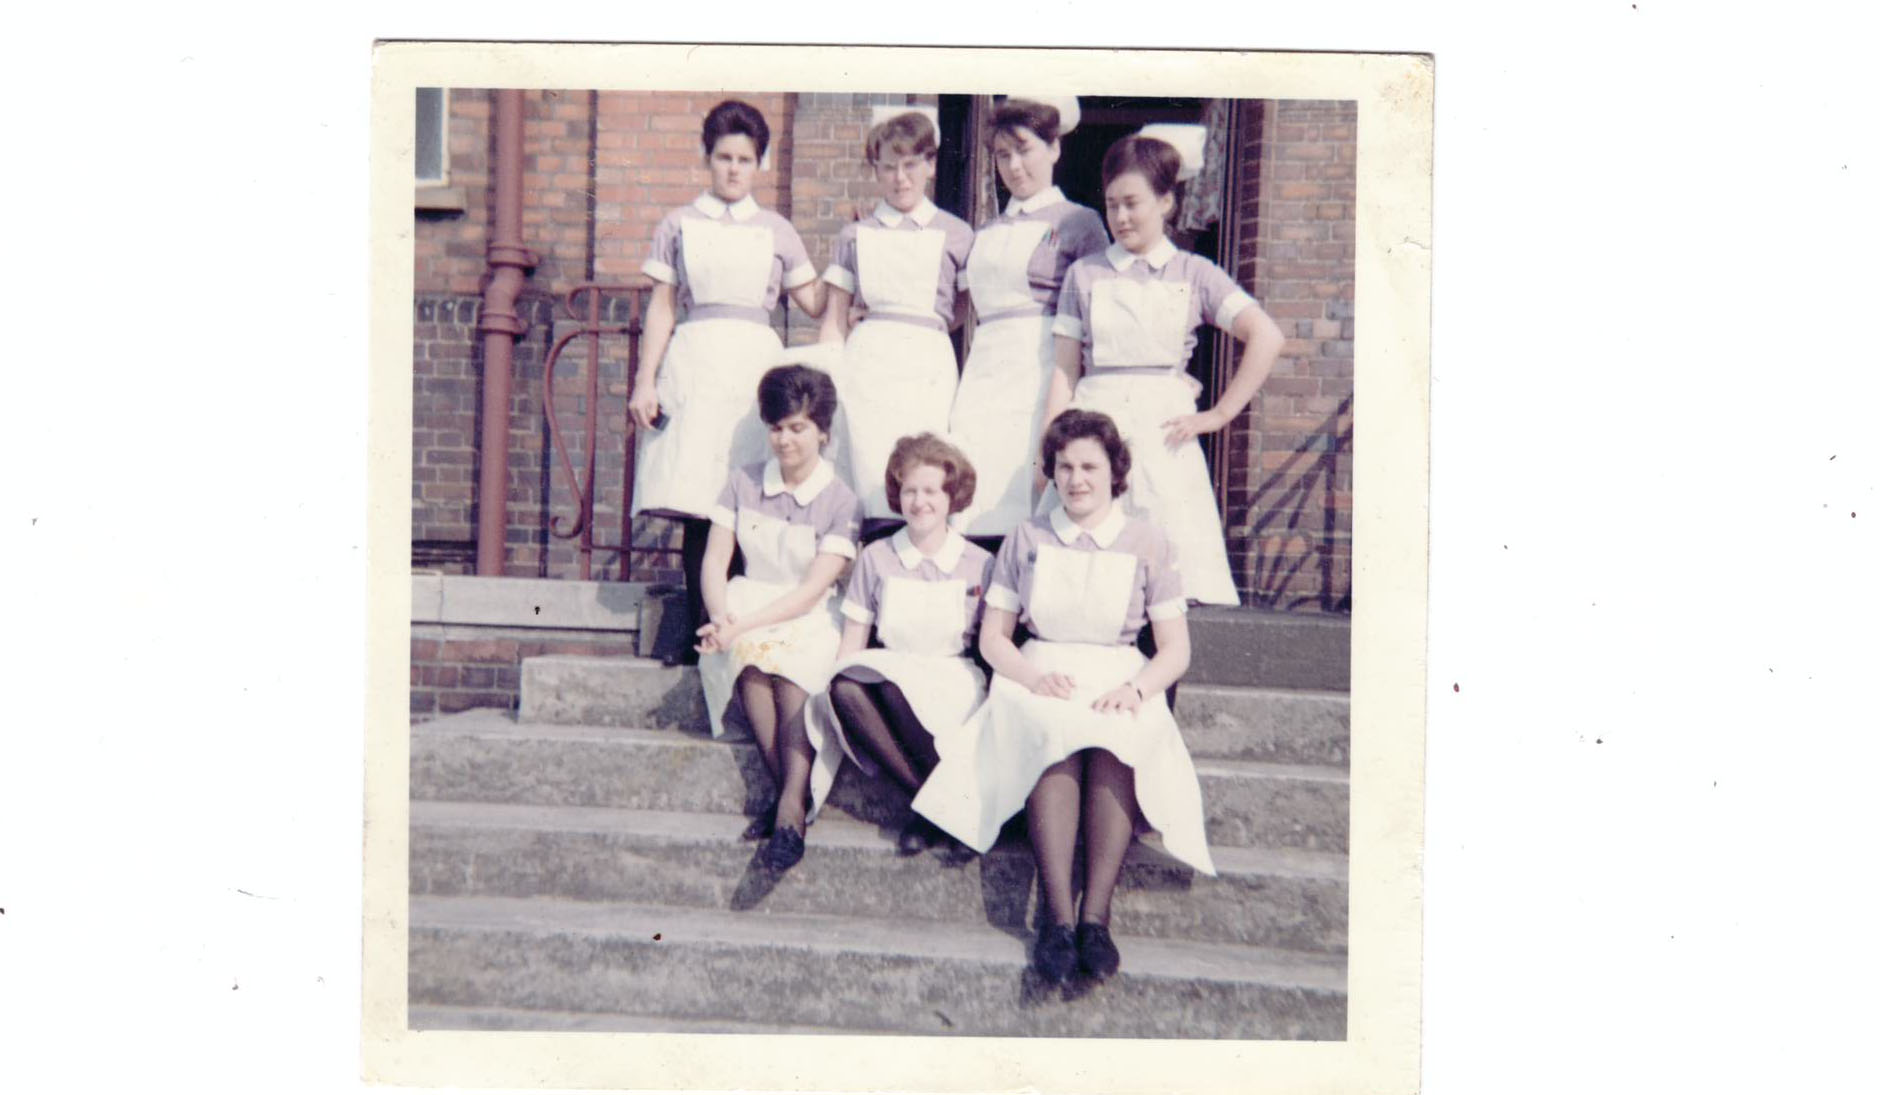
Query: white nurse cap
1137 122 1208 182
1003 95 1081 135
869 104 942 148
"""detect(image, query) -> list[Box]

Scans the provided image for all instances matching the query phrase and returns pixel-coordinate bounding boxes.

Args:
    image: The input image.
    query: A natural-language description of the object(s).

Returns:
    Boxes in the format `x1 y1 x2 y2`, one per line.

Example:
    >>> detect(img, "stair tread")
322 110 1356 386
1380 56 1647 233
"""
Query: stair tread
417 709 1350 783
410 894 1348 993
408 1004 886 1036
410 799 1350 882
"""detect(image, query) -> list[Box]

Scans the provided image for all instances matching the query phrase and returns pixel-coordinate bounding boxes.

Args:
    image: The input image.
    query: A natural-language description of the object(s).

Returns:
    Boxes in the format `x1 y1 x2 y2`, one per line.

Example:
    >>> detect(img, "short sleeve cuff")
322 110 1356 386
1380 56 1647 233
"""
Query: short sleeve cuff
1214 289 1256 332
708 504 737 529
1147 597 1188 622
985 583 1022 612
1052 314 1085 341
818 534 858 560
840 599 874 625
821 265 857 294
783 261 818 290
641 258 678 285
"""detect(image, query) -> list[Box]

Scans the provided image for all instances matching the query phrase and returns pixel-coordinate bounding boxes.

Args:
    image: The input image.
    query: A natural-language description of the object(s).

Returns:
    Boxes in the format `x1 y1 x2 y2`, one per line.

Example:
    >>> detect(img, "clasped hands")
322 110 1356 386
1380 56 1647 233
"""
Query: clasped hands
1027 671 1143 715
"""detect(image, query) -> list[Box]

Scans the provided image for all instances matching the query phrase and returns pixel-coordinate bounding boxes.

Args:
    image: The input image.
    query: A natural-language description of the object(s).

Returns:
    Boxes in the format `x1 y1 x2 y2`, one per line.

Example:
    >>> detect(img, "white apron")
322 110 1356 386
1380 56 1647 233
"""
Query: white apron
1037 278 1240 604
697 504 844 747
948 220 1056 536
909 536 1215 875
837 226 958 518
802 575 987 820
632 219 781 519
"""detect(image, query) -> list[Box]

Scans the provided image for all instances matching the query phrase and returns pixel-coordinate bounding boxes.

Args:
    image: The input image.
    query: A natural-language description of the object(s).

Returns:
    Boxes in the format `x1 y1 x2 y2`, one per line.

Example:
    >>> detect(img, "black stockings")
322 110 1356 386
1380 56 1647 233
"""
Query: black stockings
828 676 937 796
1027 749 1140 928
737 667 813 831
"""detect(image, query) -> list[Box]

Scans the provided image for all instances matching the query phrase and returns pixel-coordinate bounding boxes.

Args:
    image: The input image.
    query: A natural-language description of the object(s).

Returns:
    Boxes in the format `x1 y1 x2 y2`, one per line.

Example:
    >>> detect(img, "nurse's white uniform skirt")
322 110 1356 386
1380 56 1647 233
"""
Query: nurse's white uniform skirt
911 640 1216 876
947 315 1056 536
696 578 845 804
802 650 987 822
1045 372 1240 605
836 320 958 519
632 318 780 519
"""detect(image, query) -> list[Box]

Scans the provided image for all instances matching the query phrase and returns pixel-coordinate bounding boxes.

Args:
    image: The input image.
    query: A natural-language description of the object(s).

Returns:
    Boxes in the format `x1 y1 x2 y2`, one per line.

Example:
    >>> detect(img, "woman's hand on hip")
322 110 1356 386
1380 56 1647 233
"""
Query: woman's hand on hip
1161 408 1225 449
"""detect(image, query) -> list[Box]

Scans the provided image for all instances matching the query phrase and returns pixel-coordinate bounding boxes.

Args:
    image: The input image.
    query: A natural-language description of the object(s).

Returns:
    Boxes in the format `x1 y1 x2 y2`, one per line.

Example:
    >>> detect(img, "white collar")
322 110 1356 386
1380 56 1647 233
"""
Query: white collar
1105 237 1178 272
762 456 834 504
873 197 939 228
1005 185 1067 216
1048 504 1127 549
891 527 967 571
694 191 760 222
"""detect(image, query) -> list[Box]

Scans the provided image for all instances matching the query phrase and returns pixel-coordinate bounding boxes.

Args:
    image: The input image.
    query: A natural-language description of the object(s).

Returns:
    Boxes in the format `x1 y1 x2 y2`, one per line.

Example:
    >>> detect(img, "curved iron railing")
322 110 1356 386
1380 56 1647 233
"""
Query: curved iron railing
541 279 651 580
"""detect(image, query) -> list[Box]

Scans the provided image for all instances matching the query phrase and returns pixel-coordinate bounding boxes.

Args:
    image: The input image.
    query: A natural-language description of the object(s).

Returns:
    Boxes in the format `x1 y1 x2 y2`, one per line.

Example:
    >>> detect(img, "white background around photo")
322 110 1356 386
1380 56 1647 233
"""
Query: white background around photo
3 5 1875 1094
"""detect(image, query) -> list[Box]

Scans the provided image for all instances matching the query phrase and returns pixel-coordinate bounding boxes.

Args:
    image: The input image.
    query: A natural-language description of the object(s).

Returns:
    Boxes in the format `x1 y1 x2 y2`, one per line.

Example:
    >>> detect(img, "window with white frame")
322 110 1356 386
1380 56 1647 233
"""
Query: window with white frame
416 88 448 185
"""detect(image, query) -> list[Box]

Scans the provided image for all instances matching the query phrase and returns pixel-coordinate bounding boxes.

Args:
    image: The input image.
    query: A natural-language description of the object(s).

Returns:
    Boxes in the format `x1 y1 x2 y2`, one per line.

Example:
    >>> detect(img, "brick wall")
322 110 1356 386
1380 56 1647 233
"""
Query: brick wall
1222 100 1356 614
410 624 638 719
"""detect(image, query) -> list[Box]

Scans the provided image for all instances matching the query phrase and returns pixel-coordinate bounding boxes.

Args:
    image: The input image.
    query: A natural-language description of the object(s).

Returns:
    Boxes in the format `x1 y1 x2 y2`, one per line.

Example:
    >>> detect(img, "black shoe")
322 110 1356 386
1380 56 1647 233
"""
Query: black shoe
1076 922 1120 982
760 825 805 871
931 833 978 868
741 801 776 841
896 816 940 856
1034 923 1078 986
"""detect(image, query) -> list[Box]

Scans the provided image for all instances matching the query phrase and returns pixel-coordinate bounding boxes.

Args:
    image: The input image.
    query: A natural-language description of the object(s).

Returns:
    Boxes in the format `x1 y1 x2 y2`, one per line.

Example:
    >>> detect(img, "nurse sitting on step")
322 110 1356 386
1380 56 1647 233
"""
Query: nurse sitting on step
629 99 826 663
818 108 974 526
803 433 994 865
695 365 862 873
947 96 1109 537
912 409 1214 987
1043 132 1286 606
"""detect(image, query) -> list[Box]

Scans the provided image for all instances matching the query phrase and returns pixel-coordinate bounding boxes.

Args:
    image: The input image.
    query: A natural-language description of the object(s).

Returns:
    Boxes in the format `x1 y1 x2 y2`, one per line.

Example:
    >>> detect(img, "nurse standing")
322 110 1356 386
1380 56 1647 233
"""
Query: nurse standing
1043 134 1286 605
818 110 974 522
629 100 826 659
803 433 993 862
913 410 1213 986
947 97 1109 537
695 366 862 873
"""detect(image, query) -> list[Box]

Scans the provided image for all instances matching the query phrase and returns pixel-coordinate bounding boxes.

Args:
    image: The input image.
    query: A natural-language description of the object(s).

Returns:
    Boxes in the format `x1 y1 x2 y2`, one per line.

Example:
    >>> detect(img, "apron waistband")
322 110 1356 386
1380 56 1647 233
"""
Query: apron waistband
974 303 1049 325
859 312 947 332
683 303 772 325
1082 365 1184 379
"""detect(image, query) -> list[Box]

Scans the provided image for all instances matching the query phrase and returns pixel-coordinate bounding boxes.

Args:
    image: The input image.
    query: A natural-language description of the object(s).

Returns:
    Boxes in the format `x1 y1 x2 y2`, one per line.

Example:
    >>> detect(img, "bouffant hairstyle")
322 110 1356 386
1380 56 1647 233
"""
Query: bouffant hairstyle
884 433 977 516
756 365 839 434
1040 410 1131 497
989 98 1062 146
1100 134 1182 199
865 110 938 165
701 99 771 160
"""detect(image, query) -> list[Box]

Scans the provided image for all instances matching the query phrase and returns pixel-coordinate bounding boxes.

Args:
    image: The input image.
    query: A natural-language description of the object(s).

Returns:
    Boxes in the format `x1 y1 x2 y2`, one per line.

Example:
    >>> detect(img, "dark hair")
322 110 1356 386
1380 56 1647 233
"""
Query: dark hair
866 110 938 165
757 364 838 433
1100 134 1182 198
1041 410 1130 496
701 99 770 160
885 433 977 515
989 98 1061 146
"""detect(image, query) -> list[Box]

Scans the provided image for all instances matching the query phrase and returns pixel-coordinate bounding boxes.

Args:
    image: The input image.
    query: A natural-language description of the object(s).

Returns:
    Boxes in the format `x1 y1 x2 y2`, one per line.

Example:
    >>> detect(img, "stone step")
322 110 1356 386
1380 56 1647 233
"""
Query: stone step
413 710 1350 853
409 1004 865 1035
519 655 1349 767
1184 605 1350 691
634 589 1350 691
410 801 1347 954
408 895 1347 1039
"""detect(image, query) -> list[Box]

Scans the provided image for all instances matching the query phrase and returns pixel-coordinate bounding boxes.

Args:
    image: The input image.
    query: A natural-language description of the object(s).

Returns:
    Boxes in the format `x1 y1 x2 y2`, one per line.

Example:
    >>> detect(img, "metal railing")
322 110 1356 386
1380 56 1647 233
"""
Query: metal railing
541 279 652 580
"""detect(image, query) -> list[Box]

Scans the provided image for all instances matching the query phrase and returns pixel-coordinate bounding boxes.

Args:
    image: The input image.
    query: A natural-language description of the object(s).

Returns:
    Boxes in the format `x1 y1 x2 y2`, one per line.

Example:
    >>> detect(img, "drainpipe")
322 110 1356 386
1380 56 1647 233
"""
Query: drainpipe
475 89 537 575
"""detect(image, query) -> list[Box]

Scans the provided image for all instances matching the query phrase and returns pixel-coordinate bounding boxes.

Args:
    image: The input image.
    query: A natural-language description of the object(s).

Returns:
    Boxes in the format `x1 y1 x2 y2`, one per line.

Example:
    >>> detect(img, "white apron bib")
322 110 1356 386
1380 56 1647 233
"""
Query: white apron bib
1089 279 1190 369
1028 542 1136 645
964 219 1051 313
681 218 773 307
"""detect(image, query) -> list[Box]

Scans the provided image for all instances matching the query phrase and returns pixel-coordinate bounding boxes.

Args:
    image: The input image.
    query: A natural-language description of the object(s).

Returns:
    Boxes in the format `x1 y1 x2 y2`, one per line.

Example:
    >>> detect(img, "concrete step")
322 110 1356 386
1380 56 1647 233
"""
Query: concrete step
520 655 1349 767
1185 605 1349 691
410 801 1347 954
413 710 1350 853
409 1004 866 1035
408 895 1347 1039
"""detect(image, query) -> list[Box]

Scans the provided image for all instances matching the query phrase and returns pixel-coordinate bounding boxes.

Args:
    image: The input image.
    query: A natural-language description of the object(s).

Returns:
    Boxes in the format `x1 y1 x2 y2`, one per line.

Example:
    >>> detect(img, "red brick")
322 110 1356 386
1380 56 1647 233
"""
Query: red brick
440 638 519 662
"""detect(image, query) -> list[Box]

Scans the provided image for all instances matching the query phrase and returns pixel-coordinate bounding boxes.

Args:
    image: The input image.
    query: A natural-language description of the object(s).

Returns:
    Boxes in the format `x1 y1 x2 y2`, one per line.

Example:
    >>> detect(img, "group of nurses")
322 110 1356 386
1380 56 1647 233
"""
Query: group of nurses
624 96 1287 983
